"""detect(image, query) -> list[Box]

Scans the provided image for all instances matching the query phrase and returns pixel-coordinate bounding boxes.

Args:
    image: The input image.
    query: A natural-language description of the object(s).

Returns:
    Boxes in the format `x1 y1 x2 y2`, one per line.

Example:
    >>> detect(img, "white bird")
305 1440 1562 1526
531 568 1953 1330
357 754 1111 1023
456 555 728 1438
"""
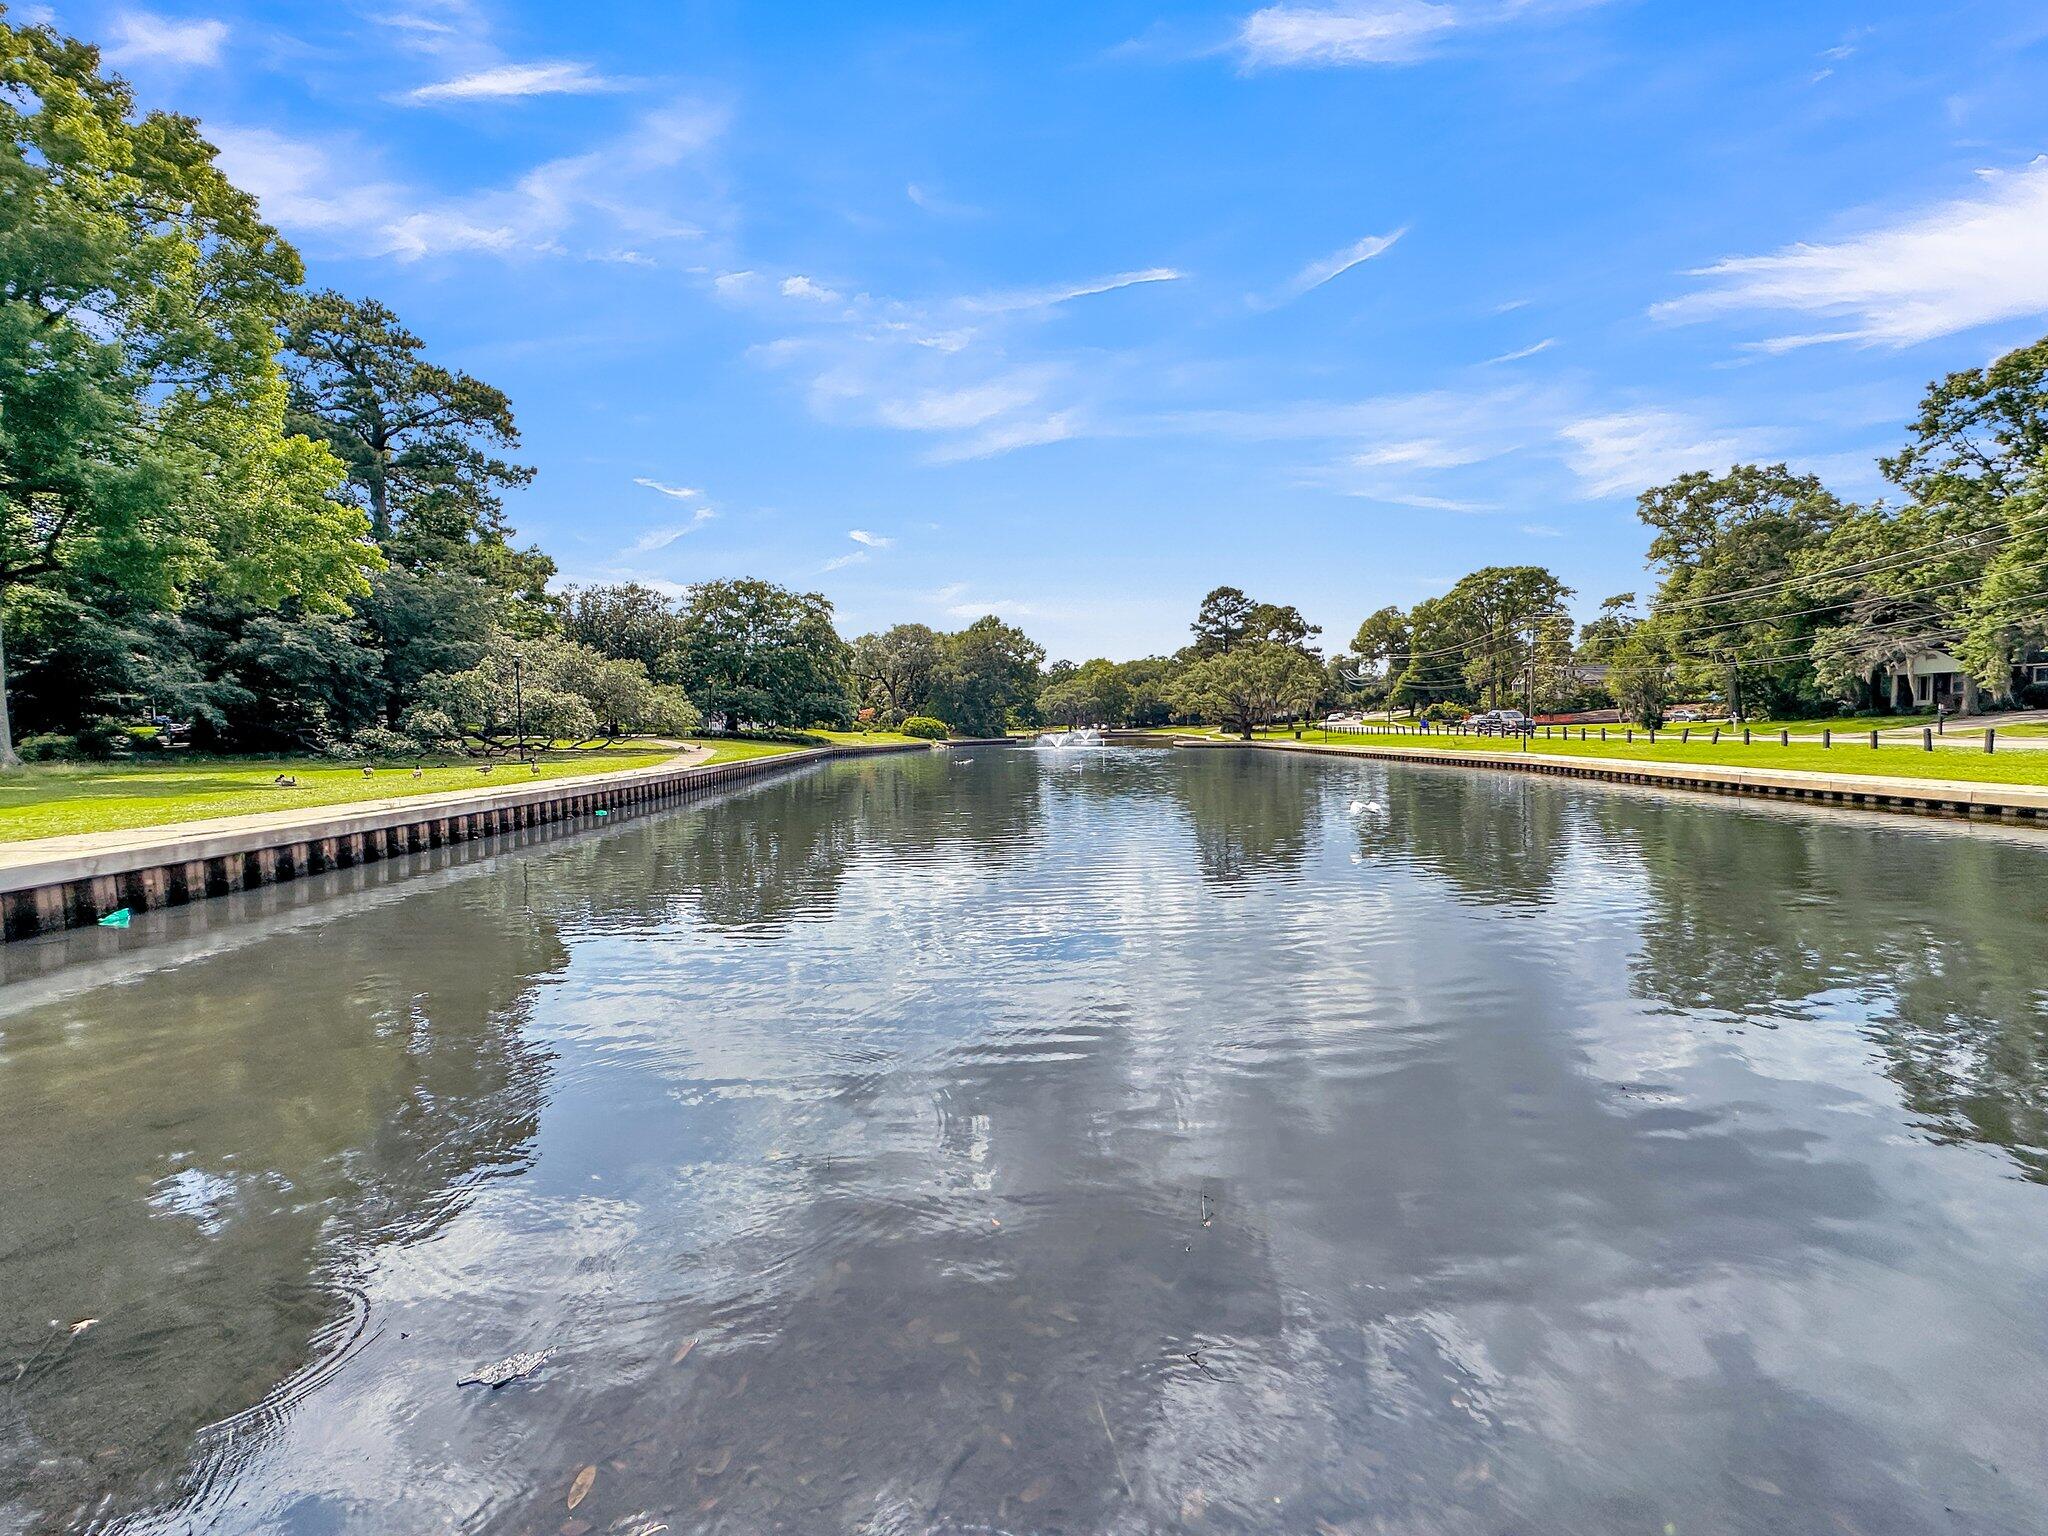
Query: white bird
1347 798 1384 817
955 757 974 765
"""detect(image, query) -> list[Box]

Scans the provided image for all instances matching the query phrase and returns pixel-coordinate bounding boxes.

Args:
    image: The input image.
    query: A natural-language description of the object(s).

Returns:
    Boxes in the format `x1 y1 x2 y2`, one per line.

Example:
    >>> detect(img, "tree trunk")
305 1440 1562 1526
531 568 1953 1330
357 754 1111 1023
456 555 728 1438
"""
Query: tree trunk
0 604 21 769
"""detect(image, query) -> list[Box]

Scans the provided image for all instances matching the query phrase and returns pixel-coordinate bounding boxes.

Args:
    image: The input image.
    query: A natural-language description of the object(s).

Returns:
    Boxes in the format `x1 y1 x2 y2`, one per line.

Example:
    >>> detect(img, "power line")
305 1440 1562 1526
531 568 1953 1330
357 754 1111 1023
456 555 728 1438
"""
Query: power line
1650 510 2045 614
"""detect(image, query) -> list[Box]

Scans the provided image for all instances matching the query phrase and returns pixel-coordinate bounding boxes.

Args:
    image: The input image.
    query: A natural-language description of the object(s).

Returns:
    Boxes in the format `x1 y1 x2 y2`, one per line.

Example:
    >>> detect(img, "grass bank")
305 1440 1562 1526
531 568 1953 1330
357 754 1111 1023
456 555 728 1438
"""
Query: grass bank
1252 729 2048 788
0 749 676 841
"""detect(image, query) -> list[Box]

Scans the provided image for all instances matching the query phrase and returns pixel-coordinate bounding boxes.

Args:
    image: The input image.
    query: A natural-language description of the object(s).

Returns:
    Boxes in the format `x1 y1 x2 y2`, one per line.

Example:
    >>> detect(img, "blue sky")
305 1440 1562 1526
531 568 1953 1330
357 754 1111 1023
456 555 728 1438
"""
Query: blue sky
41 0 2048 658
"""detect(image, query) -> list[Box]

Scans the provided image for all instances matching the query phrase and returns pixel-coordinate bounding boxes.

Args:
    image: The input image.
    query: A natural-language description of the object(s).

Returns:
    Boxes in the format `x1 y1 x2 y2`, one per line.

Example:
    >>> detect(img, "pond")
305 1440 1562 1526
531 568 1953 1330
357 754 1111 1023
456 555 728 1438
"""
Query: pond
4 747 2048 1534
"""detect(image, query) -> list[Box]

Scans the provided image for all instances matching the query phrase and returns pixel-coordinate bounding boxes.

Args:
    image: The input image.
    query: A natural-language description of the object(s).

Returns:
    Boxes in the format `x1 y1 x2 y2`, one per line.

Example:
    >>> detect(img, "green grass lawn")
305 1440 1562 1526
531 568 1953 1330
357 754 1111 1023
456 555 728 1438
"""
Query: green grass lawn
693 738 810 765
0 749 677 842
805 729 933 748
1253 728 2048 788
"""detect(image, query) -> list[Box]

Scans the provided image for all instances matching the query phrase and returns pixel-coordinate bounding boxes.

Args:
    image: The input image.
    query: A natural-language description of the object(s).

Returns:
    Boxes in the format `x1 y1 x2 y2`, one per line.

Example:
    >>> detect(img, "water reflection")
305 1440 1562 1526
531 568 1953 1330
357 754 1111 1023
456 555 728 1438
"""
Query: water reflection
0 881 558 1530
1593 793 2048 1179
2 749 2047 1535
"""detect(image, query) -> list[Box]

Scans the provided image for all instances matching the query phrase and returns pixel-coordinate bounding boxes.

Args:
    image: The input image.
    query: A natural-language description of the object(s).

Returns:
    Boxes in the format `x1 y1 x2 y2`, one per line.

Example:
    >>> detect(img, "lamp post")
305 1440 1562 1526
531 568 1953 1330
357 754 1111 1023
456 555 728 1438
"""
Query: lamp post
513 653 527 765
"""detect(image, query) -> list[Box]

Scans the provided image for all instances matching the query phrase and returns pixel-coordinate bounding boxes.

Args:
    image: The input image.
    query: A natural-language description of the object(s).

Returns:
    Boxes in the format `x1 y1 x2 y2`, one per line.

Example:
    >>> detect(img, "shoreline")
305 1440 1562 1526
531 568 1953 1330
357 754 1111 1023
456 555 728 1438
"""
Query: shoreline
1192 737 2048 827
0 741 936 944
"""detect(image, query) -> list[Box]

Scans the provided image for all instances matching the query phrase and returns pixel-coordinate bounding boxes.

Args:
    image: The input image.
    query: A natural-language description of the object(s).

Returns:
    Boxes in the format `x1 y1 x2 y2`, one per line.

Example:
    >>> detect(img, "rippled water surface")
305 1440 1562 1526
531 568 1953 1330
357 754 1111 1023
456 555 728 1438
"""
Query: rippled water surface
6 747 2048 1535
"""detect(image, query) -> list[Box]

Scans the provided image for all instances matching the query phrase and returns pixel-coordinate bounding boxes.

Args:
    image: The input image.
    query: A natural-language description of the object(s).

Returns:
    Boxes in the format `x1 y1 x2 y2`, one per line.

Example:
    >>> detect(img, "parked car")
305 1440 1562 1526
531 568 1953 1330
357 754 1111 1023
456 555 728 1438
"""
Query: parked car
1667 708 1707 724
1469 709 1533 736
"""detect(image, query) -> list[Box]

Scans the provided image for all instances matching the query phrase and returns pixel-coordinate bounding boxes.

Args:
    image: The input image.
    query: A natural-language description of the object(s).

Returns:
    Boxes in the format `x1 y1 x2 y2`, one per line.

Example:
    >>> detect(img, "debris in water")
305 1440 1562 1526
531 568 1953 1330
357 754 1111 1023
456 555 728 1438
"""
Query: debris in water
595 808 611 818
670 1337 697 1365
1096 1394 1134 1499
566 1464 597 1510
955 758 974 765
68 1319 98 1336
97 909 131 929
457 1348 555 1388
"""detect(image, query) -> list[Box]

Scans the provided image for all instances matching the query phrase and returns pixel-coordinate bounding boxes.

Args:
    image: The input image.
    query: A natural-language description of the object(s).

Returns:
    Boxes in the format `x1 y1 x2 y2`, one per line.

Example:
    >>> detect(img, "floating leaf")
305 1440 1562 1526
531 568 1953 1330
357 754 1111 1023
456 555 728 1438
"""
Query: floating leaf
1735 1476 1785 1498
696 1447 733 1478
458 1348 554 1388
68 1319 99 1336
1181 1489 1209 1523
933 1331 961 1345
567 1464 596 1510
670 1338 697 1366
1018 1476 1051 1504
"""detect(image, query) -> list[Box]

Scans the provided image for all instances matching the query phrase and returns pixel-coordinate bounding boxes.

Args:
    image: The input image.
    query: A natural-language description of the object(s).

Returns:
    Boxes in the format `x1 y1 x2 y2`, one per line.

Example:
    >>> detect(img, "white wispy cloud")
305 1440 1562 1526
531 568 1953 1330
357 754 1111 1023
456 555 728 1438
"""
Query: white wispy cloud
848 529 893 547
781 275 842 303
1261 228 1405 306
627 507 716 553
874 374 1049 432
962 267 1183 315
743 262 1177 461
211 102 726 263
633 478 701 499
1557 408 1765 497
105 10 229 66
906 182 982 218
1236 0 1607 69
1520 522 1563 537
1484 337 1556 364
1654 158 2048 350
1239 0 1456 67
406 61 624 103
822 550 870 572
926 411 1083 464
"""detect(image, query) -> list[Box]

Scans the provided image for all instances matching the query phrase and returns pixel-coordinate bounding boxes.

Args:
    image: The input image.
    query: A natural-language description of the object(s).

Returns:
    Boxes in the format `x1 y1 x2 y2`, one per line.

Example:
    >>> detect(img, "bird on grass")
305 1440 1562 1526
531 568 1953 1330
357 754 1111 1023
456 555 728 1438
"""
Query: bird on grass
361 766 374 778
273 774 297 787
411 763 424 779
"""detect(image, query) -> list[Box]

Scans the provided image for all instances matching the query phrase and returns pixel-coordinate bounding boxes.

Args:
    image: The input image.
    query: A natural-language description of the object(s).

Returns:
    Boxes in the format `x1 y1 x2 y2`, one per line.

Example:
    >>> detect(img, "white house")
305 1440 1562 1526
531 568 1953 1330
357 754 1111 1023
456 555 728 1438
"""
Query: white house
1880 648 2048 711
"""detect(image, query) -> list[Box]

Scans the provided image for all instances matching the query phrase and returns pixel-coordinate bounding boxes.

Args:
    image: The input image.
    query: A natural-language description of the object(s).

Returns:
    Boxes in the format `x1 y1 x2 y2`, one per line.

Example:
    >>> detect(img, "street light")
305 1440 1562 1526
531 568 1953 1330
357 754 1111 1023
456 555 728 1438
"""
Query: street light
512 653 527 765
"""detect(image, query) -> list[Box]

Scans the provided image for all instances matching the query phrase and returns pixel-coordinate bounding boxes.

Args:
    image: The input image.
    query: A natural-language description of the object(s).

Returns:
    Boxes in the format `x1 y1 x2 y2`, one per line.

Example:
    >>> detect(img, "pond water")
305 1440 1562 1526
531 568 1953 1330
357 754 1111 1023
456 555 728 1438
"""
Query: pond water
4 747 2048 1535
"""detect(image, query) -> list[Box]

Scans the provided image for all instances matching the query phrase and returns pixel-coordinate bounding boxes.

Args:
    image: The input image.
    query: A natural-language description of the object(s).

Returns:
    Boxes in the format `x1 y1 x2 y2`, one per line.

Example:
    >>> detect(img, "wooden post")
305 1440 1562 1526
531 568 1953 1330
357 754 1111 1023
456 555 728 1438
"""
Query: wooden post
1779 729 1789 746
1869 730 1878 749
1822 728 1830 748
1986 727 1996 754
1923 727 1933 751
1743 728 1751 745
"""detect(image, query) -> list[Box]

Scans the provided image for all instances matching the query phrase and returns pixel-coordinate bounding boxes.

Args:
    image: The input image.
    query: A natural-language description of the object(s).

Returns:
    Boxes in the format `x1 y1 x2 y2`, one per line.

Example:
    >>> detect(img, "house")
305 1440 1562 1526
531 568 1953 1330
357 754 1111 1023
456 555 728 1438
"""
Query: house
1879 648 2048 712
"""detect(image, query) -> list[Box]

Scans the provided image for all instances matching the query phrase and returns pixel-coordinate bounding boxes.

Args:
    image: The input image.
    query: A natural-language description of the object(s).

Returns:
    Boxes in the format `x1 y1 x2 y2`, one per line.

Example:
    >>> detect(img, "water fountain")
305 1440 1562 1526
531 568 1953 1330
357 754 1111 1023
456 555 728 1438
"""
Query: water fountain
1032 727 1106 749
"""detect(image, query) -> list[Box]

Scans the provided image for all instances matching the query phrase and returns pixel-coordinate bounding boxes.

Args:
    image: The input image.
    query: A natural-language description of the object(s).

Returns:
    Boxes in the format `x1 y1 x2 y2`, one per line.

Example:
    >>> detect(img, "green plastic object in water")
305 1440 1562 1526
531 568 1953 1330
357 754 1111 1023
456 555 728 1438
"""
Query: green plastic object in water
98 908 131 929
595 808 610 818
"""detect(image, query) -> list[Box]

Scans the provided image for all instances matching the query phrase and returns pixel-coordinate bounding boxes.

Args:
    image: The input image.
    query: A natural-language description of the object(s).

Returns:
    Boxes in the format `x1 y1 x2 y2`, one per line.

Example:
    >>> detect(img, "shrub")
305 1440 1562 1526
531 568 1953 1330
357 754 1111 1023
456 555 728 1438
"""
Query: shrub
349 724 428 758
76 718 132 759
901 716 949 740
1421 703 1469 724
18 732 83 761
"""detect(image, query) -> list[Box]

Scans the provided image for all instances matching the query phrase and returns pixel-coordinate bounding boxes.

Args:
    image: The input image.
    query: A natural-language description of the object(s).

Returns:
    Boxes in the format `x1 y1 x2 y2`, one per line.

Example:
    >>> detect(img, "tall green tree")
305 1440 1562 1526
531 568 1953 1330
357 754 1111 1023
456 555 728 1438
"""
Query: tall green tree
1168 642 1323 738
674 579 851 730
562 582 688 680
284 291 552 619
1190 586 1256 655
1871 338 2048 705
850 623 944 722
1436 565 1573 710
0 18 373 762
1637 465 1845 717
932 616 1045 737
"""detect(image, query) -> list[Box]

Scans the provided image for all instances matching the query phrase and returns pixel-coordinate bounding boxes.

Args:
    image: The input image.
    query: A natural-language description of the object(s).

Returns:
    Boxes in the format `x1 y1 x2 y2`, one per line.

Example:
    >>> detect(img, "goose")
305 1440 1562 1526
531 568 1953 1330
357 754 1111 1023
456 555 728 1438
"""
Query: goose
273 773 297 787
